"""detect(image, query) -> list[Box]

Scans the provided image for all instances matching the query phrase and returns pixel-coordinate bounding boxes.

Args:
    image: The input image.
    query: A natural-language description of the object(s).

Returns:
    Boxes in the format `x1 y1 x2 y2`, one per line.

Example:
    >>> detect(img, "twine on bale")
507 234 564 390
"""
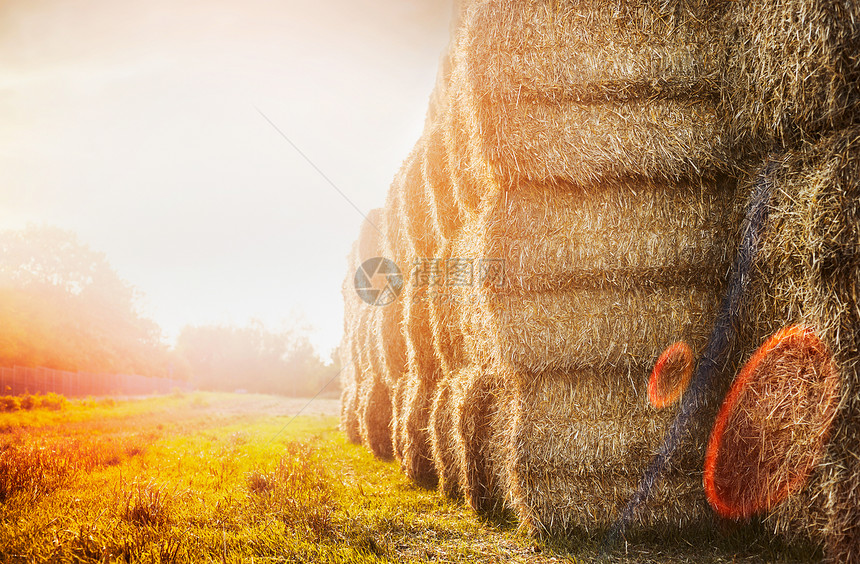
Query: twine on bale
704 324 840 520
608 158 776 543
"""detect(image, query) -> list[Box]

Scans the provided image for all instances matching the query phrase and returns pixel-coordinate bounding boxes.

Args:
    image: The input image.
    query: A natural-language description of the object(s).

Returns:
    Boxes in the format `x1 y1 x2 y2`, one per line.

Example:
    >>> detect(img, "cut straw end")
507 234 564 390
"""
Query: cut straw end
704 325 840 520
648 341 694 408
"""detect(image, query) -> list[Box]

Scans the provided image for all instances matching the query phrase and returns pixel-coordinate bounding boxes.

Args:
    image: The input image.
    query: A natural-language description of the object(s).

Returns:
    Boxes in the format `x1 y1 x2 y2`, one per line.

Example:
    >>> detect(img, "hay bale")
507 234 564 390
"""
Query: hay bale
470 176 744 375
355 306 394 460
454 0 733 185
354 2 860 559
726 129 860 561
420 115 477 497
704 325 839 520
399 135 446 488
429 376 461 499
379 158 412 464
339 331 362 444
504 367 711 534
436 0 746 534
364 311 395 460
724 0 860 149
340 208 394 459
648 342 694 408
339 240 362 444
429 205 511 513
374 125 452 484
452 365 511 515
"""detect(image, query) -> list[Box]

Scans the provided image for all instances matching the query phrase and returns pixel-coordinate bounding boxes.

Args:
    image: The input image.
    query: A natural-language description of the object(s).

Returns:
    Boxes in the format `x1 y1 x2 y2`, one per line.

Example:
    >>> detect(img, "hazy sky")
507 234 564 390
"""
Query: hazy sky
0 0 454 356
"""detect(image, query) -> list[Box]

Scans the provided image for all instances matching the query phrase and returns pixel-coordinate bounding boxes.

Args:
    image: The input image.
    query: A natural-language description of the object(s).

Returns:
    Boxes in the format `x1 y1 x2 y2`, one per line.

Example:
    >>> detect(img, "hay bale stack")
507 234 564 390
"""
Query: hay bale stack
344 0 860 556
451 364 514 515
723 131 860 561
379 172 410 462
458 0 733 185
724 0 860 149
389 47 465 484
355 308 394 460
442 0 748 534
423 123 465 379
457 177 748 532
339 241 361 444
339 209 394 459
399 135 447 488
339 209 385 444
423 115 472 498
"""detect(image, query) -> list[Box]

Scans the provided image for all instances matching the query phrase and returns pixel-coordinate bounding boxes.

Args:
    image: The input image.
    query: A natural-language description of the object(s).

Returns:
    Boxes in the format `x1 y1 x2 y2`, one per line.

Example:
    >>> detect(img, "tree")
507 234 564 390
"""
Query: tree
0 224 180 378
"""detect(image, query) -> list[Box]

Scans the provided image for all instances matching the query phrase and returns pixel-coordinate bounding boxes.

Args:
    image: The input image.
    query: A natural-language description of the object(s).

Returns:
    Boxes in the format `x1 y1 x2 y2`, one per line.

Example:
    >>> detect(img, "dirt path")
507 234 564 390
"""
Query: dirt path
204 393 340 418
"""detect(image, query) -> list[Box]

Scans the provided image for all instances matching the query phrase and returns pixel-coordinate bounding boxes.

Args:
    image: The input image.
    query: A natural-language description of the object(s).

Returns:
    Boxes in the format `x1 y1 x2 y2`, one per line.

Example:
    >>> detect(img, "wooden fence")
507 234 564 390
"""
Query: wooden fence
0 365 191 397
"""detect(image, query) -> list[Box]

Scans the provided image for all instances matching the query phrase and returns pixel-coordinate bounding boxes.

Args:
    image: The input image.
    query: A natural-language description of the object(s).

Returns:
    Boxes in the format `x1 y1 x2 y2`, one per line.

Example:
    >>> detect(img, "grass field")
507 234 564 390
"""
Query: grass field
0 392 820 563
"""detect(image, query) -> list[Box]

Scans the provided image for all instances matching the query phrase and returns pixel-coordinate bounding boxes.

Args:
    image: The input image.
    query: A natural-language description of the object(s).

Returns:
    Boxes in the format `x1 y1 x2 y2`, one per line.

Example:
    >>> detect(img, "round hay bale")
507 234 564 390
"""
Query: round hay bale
725 130 860 560
341 209 385 445
365 314 395 460
355 310 393 460
429 377 462 499
340 246 362 444
380 153 411 465
457 0 732 185
342 209 394 459
704 325 839 520
648 342 694 409
453 365 509 516
401 287 441 488
357 376 394 460
724 0 860 149
339 363 361 444
504 367 711 535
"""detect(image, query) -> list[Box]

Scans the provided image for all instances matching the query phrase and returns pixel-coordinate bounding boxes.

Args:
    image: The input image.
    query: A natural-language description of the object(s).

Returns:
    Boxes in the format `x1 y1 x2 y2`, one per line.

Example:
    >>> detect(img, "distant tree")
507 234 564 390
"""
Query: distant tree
0 224 178 378
176 321 338 396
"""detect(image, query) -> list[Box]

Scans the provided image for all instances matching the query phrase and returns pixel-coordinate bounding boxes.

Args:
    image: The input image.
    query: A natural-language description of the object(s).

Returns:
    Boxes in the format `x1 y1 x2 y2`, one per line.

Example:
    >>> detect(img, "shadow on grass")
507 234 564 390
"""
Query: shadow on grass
531 517 822 563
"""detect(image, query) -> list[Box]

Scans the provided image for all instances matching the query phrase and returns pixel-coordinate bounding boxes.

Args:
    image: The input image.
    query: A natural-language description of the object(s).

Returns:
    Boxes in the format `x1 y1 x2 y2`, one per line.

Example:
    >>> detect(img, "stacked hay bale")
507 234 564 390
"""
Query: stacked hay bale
424 121 468 499
723 0 860 150
398 139 443 487
380 162 410 462
377 132 452 486
703 135 860 562
715 2 860 559
339 0 860 559
339 239 362 444
340 209 394 459
444 0 745 533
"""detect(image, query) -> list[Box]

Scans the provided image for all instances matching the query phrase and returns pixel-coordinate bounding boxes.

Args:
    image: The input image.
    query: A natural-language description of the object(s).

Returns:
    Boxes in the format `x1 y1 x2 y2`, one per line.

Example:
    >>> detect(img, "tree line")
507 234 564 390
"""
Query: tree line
0 225 337 396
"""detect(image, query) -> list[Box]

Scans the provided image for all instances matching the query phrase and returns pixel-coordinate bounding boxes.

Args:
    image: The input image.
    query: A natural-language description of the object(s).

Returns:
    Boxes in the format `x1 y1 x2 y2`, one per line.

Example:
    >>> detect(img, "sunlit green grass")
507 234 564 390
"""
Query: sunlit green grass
0 393 819 563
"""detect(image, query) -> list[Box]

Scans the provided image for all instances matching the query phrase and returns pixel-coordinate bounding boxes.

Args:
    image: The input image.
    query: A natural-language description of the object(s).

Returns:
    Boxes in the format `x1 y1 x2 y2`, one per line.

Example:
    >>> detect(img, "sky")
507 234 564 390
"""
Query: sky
0 0 455 358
